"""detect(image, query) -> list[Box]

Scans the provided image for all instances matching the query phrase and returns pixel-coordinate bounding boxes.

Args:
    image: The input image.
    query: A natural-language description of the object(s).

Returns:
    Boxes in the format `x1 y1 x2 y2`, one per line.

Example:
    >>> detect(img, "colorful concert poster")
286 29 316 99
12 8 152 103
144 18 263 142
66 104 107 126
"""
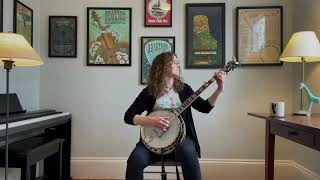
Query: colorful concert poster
87 8 131 66
145 0 172 27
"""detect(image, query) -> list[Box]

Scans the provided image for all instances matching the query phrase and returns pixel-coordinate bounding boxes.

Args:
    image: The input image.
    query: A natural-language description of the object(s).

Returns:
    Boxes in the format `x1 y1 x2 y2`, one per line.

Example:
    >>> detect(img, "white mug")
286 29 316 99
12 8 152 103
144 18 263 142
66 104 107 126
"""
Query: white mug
270 102 285 117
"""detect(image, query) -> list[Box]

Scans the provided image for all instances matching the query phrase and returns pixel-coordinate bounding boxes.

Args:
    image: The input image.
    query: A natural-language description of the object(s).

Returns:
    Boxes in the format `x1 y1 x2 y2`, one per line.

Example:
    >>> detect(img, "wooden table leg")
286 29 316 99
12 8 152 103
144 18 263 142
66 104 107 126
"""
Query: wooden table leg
265 120 275 180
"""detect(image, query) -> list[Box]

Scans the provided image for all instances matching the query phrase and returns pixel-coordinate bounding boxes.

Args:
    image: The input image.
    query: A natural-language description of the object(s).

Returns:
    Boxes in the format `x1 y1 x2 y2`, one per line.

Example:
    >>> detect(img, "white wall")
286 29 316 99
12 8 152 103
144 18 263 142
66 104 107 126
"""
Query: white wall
291 0 320 175
39 0 296 161
0 0 41 111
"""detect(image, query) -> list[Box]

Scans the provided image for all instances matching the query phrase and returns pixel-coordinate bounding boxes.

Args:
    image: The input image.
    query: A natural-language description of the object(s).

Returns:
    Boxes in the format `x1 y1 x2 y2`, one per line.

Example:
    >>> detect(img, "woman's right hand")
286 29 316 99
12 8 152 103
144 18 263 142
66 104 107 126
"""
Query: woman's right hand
148 116 170 131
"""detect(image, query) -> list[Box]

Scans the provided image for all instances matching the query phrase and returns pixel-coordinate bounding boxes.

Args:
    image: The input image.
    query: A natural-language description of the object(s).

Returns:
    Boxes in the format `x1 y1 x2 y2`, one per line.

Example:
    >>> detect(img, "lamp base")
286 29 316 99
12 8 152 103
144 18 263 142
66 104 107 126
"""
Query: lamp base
293 109 308 116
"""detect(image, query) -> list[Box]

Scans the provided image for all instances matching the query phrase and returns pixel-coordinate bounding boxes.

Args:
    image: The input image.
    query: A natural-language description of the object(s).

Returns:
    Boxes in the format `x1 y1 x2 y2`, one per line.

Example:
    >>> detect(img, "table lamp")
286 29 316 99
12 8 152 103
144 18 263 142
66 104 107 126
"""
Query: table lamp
0 32 43 180
280 31 320 115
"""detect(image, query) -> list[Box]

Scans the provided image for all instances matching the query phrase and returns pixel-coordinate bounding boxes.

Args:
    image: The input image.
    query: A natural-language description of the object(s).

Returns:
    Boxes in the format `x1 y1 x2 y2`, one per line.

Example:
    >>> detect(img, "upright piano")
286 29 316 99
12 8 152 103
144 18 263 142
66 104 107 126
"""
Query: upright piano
0 94 72 180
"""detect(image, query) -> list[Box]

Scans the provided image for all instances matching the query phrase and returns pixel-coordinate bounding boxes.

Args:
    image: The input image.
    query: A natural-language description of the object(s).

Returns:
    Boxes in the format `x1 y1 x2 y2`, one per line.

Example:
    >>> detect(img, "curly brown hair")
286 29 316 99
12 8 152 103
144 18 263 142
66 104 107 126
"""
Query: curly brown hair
148 52 184 97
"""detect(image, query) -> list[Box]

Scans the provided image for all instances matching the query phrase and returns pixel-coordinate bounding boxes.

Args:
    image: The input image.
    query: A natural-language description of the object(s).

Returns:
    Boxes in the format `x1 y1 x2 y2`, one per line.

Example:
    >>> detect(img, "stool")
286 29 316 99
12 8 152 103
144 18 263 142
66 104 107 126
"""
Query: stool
0 137 64 180
144 159 182 180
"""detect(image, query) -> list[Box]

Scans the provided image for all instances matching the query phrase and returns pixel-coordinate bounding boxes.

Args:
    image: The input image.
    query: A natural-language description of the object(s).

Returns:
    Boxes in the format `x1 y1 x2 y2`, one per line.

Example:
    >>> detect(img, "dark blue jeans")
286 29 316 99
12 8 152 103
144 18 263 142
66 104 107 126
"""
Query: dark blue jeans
125 138 201 180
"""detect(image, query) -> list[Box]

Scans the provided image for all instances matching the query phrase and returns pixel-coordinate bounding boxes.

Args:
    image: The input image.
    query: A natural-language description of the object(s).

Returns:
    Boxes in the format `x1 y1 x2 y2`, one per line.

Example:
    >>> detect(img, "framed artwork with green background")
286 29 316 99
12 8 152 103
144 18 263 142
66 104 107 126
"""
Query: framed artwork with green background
186 3 225 69
87 7 131 66
14 0 33 46
141 36 175 84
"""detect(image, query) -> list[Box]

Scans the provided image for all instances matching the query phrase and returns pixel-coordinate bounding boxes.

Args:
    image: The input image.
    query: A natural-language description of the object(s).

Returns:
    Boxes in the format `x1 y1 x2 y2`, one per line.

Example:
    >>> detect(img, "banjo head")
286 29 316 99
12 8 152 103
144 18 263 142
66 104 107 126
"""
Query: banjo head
140 110 185 154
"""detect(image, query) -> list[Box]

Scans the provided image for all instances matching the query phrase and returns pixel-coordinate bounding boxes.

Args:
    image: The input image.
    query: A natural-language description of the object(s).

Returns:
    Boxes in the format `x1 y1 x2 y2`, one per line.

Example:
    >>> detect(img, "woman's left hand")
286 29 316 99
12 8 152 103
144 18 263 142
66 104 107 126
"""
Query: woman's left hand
214 70 225 91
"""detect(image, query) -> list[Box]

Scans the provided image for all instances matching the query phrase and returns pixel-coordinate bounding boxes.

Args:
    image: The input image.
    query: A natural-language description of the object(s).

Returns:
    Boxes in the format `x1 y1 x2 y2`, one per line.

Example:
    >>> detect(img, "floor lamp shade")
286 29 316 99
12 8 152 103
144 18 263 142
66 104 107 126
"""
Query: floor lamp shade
0 33 43 66
280 31 320 62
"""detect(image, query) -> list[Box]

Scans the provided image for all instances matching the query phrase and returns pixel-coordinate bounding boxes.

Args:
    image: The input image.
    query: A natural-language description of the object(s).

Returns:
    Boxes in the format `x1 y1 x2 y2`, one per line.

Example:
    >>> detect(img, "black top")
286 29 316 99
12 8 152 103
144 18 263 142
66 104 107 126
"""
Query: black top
124 83 214 158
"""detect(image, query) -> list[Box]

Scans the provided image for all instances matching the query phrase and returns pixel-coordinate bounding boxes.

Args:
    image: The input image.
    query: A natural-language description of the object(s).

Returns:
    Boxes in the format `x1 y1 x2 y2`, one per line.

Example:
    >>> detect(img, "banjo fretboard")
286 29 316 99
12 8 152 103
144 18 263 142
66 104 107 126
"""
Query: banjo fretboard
173 59 238 115
174 77 216 115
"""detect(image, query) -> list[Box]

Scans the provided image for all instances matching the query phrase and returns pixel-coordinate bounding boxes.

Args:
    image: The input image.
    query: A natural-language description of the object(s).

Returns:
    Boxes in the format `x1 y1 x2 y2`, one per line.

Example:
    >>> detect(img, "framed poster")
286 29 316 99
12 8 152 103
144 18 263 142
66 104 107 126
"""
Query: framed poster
0 0 3 32
236 6 283 66
14 0 33 46
141 36 175 84
186 3 225 69
145 0 172 27
87 7 131 66
49 16 77 57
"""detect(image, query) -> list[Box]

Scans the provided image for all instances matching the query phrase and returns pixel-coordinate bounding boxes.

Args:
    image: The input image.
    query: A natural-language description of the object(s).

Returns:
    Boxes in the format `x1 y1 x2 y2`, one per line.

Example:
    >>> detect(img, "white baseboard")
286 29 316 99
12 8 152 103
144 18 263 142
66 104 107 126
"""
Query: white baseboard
71 157 320 180
292 161 320 180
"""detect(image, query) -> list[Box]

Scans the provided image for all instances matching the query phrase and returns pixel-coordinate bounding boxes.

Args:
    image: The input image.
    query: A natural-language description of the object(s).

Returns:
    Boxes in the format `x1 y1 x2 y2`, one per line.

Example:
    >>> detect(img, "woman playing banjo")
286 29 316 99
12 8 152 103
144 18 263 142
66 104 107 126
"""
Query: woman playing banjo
124 52 225 180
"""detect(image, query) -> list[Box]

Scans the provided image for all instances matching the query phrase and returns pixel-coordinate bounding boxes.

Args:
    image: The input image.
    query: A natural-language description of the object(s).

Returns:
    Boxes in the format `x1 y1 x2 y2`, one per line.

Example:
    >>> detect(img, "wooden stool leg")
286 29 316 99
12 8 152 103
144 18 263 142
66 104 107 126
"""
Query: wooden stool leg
17 163 36 180
30 164 36 180
21 165 26 180
21 161 34 180
42 140 64 180
25 162 31 180
160 151 167 180
59 143 63 180
175 164 180 180
44 153 59 180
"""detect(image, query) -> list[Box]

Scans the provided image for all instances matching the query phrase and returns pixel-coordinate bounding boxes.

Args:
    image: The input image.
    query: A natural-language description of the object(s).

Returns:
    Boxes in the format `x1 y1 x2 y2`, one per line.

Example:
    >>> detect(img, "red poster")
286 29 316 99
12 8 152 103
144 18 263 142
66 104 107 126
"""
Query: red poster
145 0 172 27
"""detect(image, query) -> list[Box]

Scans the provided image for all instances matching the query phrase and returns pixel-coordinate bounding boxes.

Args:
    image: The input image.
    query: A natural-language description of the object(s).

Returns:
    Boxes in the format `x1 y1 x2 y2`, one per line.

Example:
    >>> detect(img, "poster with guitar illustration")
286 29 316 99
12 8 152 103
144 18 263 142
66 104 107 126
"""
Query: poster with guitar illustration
87 8 131 66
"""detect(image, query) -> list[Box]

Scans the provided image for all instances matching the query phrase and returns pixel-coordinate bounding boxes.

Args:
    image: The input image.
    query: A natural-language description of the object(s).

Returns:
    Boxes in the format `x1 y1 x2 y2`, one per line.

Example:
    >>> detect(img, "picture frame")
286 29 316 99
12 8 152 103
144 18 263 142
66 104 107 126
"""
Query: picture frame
87 7 132 66
49 16 77 58
14 0 33 46
145 0 172 27
141 36 175 84
186 3 225 69
236 6 283 66
0 0 3 32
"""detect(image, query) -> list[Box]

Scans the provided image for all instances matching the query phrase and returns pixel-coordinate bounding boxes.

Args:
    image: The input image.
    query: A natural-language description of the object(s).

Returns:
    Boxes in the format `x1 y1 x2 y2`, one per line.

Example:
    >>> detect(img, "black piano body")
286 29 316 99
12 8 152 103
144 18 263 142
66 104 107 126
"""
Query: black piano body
0 94 72 180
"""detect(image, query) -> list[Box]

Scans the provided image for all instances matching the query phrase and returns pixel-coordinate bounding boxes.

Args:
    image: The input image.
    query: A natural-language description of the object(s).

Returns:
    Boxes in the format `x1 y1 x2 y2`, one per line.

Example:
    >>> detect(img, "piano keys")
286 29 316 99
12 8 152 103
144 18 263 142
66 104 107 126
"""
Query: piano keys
0 111 70 146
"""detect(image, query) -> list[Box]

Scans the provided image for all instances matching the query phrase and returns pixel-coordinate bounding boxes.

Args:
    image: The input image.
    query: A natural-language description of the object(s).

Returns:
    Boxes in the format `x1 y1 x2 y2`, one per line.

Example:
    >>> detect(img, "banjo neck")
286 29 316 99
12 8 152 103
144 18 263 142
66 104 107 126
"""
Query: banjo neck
174 77 216 115
173 59 239 115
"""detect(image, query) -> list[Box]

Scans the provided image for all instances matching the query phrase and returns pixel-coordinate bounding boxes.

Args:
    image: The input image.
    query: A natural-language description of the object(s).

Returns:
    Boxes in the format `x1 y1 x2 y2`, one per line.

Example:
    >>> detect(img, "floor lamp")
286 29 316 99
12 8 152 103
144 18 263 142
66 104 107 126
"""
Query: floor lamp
0 33 43 180
280 31 320 115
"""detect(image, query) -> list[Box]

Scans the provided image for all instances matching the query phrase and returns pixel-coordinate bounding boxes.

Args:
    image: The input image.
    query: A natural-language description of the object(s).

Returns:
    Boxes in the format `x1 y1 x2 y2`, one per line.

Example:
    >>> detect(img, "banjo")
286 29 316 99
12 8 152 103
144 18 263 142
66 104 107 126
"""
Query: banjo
140 60 239 155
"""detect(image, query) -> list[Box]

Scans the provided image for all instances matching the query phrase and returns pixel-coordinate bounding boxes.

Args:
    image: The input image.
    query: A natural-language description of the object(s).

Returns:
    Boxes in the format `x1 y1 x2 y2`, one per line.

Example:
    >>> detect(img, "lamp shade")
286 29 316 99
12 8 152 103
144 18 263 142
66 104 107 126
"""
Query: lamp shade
280 31 320 62
0 33 43 66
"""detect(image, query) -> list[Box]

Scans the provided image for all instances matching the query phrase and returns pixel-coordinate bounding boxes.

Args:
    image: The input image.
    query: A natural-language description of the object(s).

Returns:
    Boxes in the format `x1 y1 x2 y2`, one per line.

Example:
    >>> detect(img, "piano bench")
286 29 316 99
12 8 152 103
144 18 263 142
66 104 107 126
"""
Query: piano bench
0 137 64 180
